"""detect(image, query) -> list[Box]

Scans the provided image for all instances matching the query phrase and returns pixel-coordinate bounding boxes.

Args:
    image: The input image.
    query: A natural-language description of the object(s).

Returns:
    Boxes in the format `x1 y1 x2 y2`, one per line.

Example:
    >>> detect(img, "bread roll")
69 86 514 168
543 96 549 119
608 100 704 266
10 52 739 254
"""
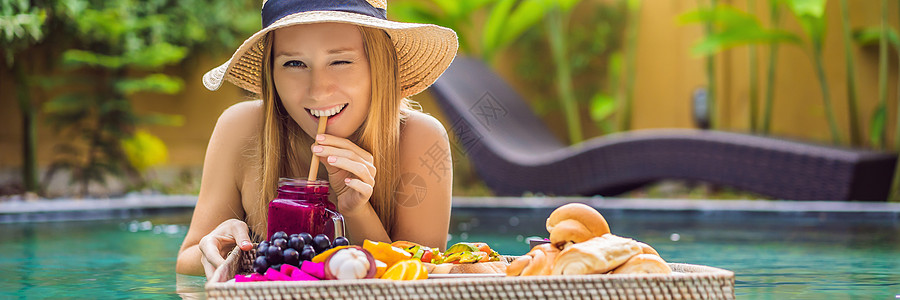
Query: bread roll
552 234 641 275
548 220 594 249
546 203 610 248
610 254 671 274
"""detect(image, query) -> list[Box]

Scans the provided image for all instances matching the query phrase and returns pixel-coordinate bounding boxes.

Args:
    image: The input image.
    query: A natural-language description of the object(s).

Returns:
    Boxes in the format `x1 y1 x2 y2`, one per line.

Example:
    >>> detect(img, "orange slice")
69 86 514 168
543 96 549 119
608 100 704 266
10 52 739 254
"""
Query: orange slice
363 239 412 268
374 259 387 278
391 241 420 249
381 259 428 280
406 260 428 280
381 259 411 280
311 245 351 263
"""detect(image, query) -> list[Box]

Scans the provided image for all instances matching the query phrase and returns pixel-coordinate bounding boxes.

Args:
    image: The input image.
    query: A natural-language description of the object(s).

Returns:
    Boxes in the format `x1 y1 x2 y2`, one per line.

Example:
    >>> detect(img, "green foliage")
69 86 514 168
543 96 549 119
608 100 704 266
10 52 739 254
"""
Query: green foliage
482 0 579 62
1 0 53 193
590 93 617 134
786 0 826 42
854 27 900 48
618 0 640 132
680 1 800 132
784 0 841 145
121 130 168 172
852 4 899 150
679 5 800 56
546 4 582 143
21 0 258 196
395 0 621 144
391 0 579 63
839 0 861 146
761 0 783 134
511 1 627 138
590 51 622 126
116 74 185 96
869 104 886 149
0 0 48 65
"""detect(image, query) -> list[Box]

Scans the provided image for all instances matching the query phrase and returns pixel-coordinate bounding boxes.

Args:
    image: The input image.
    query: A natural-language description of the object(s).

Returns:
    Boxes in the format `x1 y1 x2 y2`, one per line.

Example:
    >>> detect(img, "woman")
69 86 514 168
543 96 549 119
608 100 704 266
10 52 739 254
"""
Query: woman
176 0 458 278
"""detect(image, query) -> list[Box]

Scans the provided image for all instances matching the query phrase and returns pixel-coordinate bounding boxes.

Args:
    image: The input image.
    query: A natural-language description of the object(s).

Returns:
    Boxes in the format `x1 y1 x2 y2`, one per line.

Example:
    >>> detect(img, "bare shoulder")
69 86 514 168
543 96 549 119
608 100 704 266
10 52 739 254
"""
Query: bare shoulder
398 110 451 179
216 100 263 135
210 100 263 147
208 100 263 178
400 110 449 146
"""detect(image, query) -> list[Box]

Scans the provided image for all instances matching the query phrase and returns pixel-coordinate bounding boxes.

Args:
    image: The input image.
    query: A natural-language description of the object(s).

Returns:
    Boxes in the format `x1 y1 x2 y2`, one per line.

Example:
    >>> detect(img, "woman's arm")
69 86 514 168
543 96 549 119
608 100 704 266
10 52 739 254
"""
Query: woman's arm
312 134 391 245
176 101 261 276
391 112 453 250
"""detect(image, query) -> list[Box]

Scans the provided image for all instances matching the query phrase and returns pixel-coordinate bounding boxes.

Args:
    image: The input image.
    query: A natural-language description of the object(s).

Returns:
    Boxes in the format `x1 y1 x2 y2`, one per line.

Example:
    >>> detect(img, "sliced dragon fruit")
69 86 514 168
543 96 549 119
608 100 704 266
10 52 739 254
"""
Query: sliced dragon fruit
264 268 292 281
290 269 321 281
235 273 268 282
301 261 326 279
279 264 299 277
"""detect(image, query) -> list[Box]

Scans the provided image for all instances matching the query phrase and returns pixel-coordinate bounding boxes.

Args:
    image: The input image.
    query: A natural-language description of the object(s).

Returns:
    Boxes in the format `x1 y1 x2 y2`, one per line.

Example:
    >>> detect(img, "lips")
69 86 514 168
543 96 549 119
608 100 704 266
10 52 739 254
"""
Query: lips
306 103 347 118
305 103 348 126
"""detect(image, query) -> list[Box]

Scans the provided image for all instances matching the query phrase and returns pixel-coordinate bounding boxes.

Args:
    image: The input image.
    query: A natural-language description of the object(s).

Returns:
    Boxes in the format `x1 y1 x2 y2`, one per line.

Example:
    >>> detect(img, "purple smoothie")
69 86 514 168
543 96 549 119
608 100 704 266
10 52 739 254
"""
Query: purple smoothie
267 178 344 241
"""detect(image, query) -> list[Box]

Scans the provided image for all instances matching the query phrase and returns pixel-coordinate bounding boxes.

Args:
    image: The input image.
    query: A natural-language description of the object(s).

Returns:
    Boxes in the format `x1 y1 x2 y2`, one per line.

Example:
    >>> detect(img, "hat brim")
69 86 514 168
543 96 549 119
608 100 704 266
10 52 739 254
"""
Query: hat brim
202 11 458 98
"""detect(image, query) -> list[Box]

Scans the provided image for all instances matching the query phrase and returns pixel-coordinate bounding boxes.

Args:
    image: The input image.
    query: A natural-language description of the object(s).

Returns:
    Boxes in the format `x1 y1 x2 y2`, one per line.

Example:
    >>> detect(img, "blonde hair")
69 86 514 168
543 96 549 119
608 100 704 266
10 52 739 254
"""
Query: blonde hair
255 26 409 240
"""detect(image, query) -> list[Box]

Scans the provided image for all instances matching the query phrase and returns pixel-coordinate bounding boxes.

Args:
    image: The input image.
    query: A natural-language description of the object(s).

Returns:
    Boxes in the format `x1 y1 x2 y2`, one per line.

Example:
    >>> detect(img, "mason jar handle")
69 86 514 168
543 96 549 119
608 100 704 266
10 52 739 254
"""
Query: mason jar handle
326 208 346 238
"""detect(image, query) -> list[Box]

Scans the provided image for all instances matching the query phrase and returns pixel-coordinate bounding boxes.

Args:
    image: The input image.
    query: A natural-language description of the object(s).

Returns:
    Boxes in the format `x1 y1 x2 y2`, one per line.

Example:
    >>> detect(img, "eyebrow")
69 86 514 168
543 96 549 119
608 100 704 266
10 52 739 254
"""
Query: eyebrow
327 47 356 54
274 47 358 57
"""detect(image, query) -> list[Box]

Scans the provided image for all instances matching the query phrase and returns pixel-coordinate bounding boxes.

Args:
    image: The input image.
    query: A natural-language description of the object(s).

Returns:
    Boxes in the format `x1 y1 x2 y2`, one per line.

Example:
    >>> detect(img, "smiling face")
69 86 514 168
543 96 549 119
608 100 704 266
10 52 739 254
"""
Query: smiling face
272 23 372 138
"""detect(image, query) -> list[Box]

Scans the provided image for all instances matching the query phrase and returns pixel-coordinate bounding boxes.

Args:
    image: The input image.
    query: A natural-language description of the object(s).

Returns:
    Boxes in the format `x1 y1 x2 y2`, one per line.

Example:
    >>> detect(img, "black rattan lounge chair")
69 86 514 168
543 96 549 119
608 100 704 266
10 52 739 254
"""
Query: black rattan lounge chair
430 56 898 201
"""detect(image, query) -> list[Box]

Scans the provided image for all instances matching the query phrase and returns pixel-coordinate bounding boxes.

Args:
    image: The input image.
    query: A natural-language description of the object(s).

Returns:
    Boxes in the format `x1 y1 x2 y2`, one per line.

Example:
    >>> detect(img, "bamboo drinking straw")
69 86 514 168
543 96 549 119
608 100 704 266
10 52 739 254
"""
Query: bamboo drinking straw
307 116 328 181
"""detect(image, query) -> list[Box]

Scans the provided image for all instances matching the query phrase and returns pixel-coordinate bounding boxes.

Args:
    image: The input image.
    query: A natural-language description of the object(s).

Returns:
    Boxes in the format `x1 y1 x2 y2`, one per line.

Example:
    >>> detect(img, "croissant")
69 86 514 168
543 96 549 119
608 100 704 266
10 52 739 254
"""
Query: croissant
610 254 672 274
636 241 660 257
506 243 559 276
552 234 641 275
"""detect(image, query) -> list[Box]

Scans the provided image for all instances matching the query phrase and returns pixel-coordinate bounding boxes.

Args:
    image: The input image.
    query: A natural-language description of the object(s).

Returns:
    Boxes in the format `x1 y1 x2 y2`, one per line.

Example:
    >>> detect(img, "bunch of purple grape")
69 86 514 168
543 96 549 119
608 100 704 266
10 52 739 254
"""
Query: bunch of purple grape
253 231 350 274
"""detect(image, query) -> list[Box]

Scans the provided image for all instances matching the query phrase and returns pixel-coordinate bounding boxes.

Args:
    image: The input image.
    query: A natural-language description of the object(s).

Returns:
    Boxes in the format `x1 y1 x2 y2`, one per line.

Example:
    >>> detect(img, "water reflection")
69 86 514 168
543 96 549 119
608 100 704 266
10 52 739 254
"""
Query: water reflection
176 274 207 299
0 212 193 298
447 207 900 299
0 207 896 299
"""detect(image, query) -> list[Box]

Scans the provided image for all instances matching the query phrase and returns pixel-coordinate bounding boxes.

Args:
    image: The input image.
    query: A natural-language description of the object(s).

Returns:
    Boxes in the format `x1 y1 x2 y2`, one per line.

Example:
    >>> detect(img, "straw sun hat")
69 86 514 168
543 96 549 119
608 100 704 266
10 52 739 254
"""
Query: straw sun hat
202 0 459 98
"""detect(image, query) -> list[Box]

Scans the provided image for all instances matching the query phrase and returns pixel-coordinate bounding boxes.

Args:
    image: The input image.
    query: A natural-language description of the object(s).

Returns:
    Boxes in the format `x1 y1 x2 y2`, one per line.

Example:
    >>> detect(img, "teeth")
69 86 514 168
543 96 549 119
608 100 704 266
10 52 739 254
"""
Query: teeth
309 104 346 117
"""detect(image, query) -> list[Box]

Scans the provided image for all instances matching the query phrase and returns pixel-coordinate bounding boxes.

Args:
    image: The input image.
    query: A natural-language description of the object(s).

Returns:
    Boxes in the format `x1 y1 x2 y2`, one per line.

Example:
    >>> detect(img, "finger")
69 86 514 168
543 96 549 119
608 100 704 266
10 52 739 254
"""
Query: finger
315 134 374 163
229 221 253 251
313 145 375 176
200 237 227 268
344 178 373 198
201 255 217 281
326 156 375 185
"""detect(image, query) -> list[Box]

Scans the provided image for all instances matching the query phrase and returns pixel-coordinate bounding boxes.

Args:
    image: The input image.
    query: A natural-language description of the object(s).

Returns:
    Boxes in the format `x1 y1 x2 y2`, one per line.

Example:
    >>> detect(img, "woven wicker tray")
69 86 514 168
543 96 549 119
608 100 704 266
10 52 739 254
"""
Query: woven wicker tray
206 246 735 299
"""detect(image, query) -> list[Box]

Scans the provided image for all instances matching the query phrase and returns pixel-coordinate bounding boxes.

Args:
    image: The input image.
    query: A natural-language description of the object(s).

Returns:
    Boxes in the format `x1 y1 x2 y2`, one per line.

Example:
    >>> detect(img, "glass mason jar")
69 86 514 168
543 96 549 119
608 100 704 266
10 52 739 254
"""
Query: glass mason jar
266 178 345 241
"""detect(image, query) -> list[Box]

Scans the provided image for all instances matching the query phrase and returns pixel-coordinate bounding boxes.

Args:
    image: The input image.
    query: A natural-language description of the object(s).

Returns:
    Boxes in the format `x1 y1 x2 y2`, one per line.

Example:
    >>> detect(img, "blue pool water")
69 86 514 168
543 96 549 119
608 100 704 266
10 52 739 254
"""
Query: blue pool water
0 206 898 299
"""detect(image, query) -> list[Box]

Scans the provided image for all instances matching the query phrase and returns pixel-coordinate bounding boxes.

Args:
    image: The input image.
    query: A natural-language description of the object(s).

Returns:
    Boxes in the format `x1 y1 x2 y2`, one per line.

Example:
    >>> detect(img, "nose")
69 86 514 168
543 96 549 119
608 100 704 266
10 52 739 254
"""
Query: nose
307 68 335 102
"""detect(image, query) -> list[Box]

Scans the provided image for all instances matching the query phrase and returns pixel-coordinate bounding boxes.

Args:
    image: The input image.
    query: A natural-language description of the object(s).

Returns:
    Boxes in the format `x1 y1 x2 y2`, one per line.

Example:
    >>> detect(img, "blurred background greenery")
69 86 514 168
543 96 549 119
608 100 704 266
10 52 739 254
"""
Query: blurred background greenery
1 0 898 200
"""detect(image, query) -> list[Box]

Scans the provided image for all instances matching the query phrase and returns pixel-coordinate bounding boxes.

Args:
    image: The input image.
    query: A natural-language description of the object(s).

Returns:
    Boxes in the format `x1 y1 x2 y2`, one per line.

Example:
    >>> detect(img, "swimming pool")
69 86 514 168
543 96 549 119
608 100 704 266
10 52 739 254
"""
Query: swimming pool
1 200 898 299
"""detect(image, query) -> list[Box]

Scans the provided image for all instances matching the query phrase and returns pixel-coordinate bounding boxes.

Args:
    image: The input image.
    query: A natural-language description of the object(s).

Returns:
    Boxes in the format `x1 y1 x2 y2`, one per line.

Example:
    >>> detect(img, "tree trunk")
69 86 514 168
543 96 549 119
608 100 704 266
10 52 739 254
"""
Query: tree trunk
13 62 39 194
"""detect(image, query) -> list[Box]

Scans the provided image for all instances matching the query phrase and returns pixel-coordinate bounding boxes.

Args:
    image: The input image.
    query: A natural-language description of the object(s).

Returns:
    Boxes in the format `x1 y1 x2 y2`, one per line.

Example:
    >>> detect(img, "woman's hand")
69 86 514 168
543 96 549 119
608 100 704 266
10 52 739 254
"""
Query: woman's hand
311 134 376 213
198 219 254 280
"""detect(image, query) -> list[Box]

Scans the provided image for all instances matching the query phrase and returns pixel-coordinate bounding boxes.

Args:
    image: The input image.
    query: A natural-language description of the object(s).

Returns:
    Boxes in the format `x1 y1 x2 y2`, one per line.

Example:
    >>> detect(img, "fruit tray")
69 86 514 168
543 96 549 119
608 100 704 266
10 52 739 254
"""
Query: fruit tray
206 245 735 299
